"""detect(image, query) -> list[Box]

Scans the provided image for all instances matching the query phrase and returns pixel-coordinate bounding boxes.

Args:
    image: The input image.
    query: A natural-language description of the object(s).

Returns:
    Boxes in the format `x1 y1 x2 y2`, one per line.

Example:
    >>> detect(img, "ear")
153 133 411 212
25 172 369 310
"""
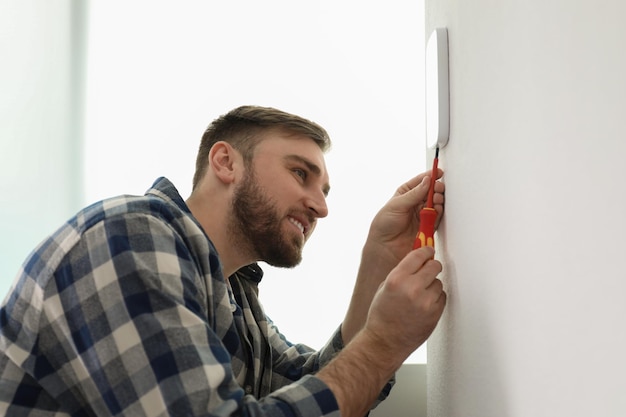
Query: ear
209 141 241 184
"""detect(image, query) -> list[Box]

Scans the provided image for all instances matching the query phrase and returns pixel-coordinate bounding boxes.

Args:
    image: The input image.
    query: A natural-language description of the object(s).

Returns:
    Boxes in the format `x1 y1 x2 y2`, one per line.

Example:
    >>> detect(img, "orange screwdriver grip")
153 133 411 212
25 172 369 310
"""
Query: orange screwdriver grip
413 207 438 249
413 147 440 250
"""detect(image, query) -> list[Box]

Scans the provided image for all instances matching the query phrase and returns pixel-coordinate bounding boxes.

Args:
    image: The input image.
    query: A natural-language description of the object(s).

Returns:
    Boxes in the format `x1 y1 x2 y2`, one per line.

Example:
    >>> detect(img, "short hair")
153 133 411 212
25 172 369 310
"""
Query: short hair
192 105 332 190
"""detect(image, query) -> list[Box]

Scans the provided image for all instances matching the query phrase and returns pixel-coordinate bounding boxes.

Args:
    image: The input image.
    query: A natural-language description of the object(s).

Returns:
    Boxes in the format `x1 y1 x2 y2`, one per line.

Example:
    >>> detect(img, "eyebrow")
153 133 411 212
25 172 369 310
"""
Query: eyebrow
284 154 331 197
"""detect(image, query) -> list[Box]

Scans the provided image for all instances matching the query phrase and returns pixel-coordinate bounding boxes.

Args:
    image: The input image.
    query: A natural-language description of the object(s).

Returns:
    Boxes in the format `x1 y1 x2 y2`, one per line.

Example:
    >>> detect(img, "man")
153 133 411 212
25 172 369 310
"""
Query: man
0 106 446 417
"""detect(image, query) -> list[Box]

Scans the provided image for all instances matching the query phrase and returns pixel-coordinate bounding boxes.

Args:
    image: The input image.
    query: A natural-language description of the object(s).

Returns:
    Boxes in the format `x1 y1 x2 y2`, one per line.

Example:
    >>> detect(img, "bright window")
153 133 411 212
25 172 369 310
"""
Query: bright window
2 1 428 363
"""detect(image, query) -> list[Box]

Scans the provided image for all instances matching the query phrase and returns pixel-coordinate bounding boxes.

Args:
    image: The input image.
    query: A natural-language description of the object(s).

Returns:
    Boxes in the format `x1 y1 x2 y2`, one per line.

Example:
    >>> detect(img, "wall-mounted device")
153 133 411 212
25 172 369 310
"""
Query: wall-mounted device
426 27 449 149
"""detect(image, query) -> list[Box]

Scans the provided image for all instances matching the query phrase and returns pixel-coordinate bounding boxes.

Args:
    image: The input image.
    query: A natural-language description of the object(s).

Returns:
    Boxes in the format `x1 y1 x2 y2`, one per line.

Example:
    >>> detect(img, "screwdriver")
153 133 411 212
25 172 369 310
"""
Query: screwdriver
412 147 439 250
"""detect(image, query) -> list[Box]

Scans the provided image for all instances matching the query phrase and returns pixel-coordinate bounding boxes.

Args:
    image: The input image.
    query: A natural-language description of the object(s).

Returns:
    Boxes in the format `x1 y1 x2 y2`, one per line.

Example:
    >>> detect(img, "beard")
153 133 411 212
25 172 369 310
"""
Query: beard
229 170 304 268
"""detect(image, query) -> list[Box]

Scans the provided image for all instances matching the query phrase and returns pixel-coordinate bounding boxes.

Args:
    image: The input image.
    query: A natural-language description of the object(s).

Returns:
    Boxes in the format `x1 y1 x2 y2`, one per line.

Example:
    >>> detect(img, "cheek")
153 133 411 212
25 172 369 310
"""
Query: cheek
258 169 291 192
260 174 299 201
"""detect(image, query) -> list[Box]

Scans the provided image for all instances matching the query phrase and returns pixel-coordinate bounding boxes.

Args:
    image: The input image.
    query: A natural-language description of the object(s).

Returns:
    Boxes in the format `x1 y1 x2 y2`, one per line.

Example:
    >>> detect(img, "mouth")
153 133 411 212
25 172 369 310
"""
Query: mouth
287 216 307 236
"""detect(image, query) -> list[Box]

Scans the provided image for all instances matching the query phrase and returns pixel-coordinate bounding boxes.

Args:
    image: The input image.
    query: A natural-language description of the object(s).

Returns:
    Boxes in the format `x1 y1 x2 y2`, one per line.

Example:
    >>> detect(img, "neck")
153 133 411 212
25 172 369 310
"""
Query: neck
186 190 254 278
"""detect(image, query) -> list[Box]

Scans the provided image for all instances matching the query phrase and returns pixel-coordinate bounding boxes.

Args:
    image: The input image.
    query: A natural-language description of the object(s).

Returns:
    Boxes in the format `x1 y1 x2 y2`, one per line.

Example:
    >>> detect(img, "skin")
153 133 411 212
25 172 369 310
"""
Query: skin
229 166 312 268
187 128 329 277
187 128 446 417
341 170 445 345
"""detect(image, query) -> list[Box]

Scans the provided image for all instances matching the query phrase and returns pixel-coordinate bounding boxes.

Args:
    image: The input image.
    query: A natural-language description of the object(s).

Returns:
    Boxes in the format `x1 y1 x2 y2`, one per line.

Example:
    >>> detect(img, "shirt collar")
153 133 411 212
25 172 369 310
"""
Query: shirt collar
145 177 191 214
235 263 264 284
146 177 265 285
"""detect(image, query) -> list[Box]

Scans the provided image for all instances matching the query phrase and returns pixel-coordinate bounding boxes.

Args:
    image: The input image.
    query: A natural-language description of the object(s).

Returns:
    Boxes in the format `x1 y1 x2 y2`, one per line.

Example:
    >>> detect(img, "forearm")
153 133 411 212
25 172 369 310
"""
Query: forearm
316 329 403 417
341 241 401 344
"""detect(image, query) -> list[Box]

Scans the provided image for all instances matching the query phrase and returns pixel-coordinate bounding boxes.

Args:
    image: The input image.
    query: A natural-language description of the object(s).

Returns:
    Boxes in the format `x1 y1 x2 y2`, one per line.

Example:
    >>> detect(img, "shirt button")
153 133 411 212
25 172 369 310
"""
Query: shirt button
245 385 253 394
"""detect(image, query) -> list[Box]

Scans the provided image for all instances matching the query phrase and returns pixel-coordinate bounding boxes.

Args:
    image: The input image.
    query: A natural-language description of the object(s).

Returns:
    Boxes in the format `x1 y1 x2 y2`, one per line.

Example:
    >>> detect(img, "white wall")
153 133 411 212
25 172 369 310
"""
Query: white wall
426 0 626 416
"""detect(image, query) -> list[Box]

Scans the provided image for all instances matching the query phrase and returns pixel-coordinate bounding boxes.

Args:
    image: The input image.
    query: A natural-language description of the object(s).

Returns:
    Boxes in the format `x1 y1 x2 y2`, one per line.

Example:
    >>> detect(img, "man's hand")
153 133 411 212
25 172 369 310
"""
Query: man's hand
364 246 446 360
319 246 446 417
367 169 445 266
341 169 445 344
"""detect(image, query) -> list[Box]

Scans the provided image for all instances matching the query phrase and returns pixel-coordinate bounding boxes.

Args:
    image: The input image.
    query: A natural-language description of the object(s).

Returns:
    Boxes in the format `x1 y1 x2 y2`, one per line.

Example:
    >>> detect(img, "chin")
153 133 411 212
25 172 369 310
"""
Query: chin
266 258 301 269
265 246 303 269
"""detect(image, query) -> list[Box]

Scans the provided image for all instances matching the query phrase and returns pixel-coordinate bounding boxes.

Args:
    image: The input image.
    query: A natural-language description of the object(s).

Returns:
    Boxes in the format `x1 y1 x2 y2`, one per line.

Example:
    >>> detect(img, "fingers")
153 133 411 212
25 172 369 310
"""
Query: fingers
410 247 442 283
426 276 446 305
410 246 436 270
421 175 445 227
401 170 445 204
431 180 445 204
386 169 445 220
383 247 446 327
390 175 443 217
365 247 446 356
392 247 442 288
394 168 444 197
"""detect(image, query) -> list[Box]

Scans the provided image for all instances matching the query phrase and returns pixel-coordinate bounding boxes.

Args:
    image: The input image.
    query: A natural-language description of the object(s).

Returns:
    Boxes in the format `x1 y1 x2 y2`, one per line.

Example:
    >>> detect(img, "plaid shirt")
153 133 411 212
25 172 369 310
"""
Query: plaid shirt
0 177 383 417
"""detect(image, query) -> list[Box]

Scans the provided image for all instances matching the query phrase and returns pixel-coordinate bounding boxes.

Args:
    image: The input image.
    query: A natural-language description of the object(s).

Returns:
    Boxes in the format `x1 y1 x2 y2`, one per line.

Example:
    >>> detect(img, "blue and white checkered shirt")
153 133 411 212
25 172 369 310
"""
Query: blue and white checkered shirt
0 177 374 416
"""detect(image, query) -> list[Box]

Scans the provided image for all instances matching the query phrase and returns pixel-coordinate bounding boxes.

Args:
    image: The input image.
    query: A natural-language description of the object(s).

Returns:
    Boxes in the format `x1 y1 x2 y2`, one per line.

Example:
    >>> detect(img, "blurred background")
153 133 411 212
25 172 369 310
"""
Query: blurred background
0 0 427 362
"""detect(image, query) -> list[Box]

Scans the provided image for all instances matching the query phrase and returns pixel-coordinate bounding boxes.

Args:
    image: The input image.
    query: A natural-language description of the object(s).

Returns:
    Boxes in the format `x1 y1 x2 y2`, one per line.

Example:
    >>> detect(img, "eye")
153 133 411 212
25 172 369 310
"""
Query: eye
293 168 307 180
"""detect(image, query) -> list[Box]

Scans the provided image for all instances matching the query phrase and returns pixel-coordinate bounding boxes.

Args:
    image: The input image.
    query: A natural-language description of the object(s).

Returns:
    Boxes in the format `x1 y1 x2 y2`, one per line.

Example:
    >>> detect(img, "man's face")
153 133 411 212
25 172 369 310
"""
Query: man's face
230 131 330 268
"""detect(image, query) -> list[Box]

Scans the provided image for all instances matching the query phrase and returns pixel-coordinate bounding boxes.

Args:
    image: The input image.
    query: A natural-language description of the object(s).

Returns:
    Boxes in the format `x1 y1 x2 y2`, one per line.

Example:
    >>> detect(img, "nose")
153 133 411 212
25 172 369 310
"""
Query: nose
306 189 329 219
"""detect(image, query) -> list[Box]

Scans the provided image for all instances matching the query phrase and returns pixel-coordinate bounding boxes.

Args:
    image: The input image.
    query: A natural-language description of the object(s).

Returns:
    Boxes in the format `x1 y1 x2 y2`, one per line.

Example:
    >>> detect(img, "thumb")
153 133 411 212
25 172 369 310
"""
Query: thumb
392 175 431 213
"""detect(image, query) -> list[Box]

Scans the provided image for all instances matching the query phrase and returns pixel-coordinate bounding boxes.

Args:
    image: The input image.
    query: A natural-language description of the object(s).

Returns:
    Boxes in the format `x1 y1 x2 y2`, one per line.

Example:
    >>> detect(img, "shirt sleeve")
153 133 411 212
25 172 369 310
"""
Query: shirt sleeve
35 213 340 417
234 267 395 411
266 318 343 382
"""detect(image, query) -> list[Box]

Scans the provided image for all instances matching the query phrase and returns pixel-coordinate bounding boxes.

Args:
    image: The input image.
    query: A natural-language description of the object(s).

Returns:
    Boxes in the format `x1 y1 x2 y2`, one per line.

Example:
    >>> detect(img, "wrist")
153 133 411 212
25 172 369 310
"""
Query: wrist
341 242 403 344
361 238 404 275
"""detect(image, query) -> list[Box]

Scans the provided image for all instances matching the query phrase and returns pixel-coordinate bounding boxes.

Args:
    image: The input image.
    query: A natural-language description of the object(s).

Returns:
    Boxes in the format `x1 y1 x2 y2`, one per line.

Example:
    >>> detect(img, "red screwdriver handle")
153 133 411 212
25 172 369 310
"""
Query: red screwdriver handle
413 207 438 249
413 147 440 250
